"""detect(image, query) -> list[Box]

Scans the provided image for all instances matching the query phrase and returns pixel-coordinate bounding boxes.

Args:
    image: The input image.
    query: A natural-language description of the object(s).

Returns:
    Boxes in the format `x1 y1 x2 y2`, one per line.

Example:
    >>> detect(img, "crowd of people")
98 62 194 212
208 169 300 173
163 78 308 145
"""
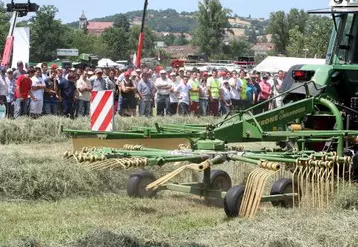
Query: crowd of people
0 60 286 119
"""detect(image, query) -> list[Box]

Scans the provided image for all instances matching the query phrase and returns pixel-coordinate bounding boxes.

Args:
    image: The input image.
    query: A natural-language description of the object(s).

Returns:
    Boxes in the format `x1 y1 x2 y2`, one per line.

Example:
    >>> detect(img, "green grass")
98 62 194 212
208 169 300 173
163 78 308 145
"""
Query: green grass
0 115 216 144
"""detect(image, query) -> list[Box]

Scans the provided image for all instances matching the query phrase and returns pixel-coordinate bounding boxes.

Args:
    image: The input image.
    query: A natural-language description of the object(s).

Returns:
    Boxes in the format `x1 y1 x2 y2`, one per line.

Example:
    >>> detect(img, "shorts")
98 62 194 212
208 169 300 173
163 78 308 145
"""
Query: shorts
30 100 43 114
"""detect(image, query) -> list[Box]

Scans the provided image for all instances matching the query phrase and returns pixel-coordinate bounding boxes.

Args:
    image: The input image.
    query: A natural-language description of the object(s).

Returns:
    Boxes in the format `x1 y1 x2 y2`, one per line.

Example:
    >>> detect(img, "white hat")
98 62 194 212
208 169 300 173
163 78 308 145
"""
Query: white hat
6 68 13 73
170 72 176 76
160 69 167 74
179 68 184 71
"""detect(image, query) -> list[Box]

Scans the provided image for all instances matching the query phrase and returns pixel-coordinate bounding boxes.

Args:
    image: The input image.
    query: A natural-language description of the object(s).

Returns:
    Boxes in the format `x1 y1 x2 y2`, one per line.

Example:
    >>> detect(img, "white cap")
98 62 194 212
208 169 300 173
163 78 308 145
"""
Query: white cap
6 68 12 73
160 69 167 74
170 72 176 76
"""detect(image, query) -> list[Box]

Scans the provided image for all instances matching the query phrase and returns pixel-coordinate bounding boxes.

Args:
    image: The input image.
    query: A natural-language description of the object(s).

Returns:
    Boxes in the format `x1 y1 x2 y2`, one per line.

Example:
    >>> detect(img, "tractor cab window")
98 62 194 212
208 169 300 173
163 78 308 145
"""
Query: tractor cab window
336 13 355 63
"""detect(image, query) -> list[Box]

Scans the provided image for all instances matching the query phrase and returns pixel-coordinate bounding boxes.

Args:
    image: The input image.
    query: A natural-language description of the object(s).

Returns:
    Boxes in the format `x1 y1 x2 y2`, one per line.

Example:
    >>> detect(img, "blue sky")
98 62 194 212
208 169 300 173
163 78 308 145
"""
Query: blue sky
20 0 329 23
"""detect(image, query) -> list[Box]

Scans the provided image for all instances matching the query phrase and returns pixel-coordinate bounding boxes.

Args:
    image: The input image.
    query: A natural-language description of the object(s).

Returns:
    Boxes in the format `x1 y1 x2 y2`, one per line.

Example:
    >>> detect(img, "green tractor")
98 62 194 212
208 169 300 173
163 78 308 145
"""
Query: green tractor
62 0 358 218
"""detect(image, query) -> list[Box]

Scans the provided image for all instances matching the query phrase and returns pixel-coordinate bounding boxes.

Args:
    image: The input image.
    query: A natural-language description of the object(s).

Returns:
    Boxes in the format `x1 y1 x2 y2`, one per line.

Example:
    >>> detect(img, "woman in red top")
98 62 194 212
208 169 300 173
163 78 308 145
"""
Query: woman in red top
14 68 37 118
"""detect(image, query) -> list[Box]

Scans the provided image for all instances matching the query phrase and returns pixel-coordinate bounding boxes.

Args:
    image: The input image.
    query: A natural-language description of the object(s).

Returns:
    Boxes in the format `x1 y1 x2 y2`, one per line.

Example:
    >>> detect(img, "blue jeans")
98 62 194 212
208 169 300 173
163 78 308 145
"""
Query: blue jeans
199 99 209 116
77 100 90 116
44 102 58 115
156 95 170 116
139 100 152 117
14 98 29 118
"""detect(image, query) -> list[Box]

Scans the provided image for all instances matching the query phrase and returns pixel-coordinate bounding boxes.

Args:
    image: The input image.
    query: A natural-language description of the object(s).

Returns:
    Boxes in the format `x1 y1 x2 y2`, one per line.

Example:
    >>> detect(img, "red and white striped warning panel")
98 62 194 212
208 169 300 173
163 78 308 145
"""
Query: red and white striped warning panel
90 90 115 132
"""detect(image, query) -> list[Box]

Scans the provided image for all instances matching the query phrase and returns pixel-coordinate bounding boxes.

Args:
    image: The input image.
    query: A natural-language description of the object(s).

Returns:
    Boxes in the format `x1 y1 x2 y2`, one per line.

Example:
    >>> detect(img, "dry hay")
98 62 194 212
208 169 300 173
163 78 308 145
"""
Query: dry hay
0 115 215 145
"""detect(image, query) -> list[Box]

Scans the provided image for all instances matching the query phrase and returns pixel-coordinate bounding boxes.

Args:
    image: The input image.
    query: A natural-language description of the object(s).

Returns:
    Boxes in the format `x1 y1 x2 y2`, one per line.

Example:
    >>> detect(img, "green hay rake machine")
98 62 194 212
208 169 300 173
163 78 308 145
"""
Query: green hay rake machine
62 1 358 218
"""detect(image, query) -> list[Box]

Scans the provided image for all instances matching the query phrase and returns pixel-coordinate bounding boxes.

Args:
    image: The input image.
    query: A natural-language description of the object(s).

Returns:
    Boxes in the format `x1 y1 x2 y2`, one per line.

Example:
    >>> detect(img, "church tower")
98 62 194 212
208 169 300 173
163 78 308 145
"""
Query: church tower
79 11 88 30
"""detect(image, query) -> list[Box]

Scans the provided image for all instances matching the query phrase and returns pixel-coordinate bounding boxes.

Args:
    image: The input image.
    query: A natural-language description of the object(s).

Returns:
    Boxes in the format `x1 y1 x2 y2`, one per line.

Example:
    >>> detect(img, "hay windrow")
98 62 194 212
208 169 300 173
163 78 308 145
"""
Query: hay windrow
0 116 215 145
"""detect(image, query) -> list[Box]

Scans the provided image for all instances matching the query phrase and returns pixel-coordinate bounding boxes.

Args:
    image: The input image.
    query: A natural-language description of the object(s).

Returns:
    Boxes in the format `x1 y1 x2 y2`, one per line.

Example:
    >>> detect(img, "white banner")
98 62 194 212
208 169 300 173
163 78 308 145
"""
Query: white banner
11 27 30 69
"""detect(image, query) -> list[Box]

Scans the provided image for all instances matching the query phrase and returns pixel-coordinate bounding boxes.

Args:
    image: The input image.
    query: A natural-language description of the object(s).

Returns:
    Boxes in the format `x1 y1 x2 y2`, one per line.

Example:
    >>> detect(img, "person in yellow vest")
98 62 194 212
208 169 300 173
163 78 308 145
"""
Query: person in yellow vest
189 70 200 115
237 69 248 110
207 69 220 116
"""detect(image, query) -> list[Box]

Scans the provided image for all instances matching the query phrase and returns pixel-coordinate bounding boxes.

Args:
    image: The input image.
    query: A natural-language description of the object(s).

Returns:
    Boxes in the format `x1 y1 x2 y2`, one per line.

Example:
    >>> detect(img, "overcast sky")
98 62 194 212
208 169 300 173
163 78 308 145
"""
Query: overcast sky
17 0 329 23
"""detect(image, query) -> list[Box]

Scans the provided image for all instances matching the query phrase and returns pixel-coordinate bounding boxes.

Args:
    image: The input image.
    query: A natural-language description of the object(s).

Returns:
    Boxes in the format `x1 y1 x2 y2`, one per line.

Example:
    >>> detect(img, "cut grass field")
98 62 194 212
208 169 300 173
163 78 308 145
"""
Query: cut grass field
1 117 358 246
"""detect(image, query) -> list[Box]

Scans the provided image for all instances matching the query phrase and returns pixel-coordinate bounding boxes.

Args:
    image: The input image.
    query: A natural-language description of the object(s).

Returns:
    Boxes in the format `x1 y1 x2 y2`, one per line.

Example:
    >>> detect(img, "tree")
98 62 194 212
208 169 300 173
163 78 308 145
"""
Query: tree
29 5 71 61
192 0 231 56
248 29 257 44
113 14 130 32
101 26 129 60
68 29 101 55
174 33 189 45
163 33 176 46
286 15 331 58
267 8 308 55
127 25 156 58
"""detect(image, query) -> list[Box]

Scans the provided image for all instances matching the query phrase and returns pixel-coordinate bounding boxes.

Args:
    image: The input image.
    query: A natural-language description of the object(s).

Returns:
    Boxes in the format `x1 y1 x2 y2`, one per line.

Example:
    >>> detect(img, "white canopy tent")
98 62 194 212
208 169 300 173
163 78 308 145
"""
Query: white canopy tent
253 56 326 73
97 58 125 69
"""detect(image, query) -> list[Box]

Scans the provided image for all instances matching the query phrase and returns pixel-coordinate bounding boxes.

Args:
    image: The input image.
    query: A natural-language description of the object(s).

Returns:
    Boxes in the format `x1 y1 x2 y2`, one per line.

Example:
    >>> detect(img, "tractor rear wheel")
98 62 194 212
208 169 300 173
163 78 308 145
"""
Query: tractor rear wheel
205 170 232 207
270 178 299 207
223 185 245 217
127 170 158 198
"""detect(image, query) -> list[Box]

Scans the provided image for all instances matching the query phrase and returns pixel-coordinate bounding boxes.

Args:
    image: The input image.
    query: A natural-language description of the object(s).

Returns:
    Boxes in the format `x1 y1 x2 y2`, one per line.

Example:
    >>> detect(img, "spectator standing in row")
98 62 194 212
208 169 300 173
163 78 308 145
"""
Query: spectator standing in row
258 74 272 112
120 71 137 117
76 70 92 117
207 69 220 116
44 71 60 115
155 70 172 116
14 69 37 118
169 72 179 115
189 71 200 115
199 73 209 116
0 67 8 110
6 69 16 118
175 75 191 115
59 74 77 118
220 81 232 115
29 68 46 118
229 70 240 110
137 72 155 117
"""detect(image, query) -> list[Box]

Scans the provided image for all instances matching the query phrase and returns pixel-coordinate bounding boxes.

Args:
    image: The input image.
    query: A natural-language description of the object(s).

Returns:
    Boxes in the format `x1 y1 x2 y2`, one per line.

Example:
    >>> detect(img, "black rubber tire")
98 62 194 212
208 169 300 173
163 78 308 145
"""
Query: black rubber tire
205 170 232 208
223 185 245 217
210 170 232 191
270 178 299 207
127 170 157 198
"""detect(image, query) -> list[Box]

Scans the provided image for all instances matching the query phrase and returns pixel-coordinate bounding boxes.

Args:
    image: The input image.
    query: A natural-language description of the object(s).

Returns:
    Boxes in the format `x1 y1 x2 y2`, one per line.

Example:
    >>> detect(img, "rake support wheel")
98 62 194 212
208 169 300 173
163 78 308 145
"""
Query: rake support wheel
127 170 158 198
223 185 245 217
270 178 298 208
205 170 232 207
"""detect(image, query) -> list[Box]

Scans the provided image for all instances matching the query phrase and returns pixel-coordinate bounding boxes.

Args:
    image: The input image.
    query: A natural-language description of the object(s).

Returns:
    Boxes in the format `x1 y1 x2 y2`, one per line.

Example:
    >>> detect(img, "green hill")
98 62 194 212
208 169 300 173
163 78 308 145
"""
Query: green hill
68 9 198 33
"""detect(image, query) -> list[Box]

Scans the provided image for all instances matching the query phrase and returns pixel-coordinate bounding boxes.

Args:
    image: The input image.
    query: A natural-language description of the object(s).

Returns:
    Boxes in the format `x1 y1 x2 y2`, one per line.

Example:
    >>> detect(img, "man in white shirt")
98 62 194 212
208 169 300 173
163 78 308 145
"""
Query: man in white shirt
228 70 240 110
272 70 284 108
175 75 192 115
169 72 179 115
30 67 46 118
155 70 172 116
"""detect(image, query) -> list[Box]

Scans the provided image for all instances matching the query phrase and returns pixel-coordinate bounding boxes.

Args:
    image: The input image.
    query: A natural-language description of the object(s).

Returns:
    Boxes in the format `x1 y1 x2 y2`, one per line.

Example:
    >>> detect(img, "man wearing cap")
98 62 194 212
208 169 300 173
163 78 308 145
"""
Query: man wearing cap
14 68 38 118
229 70 240 110
155 70 172 116
13 61 26 80
137 71 156 117
91 68 108 91
207 69 221 116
